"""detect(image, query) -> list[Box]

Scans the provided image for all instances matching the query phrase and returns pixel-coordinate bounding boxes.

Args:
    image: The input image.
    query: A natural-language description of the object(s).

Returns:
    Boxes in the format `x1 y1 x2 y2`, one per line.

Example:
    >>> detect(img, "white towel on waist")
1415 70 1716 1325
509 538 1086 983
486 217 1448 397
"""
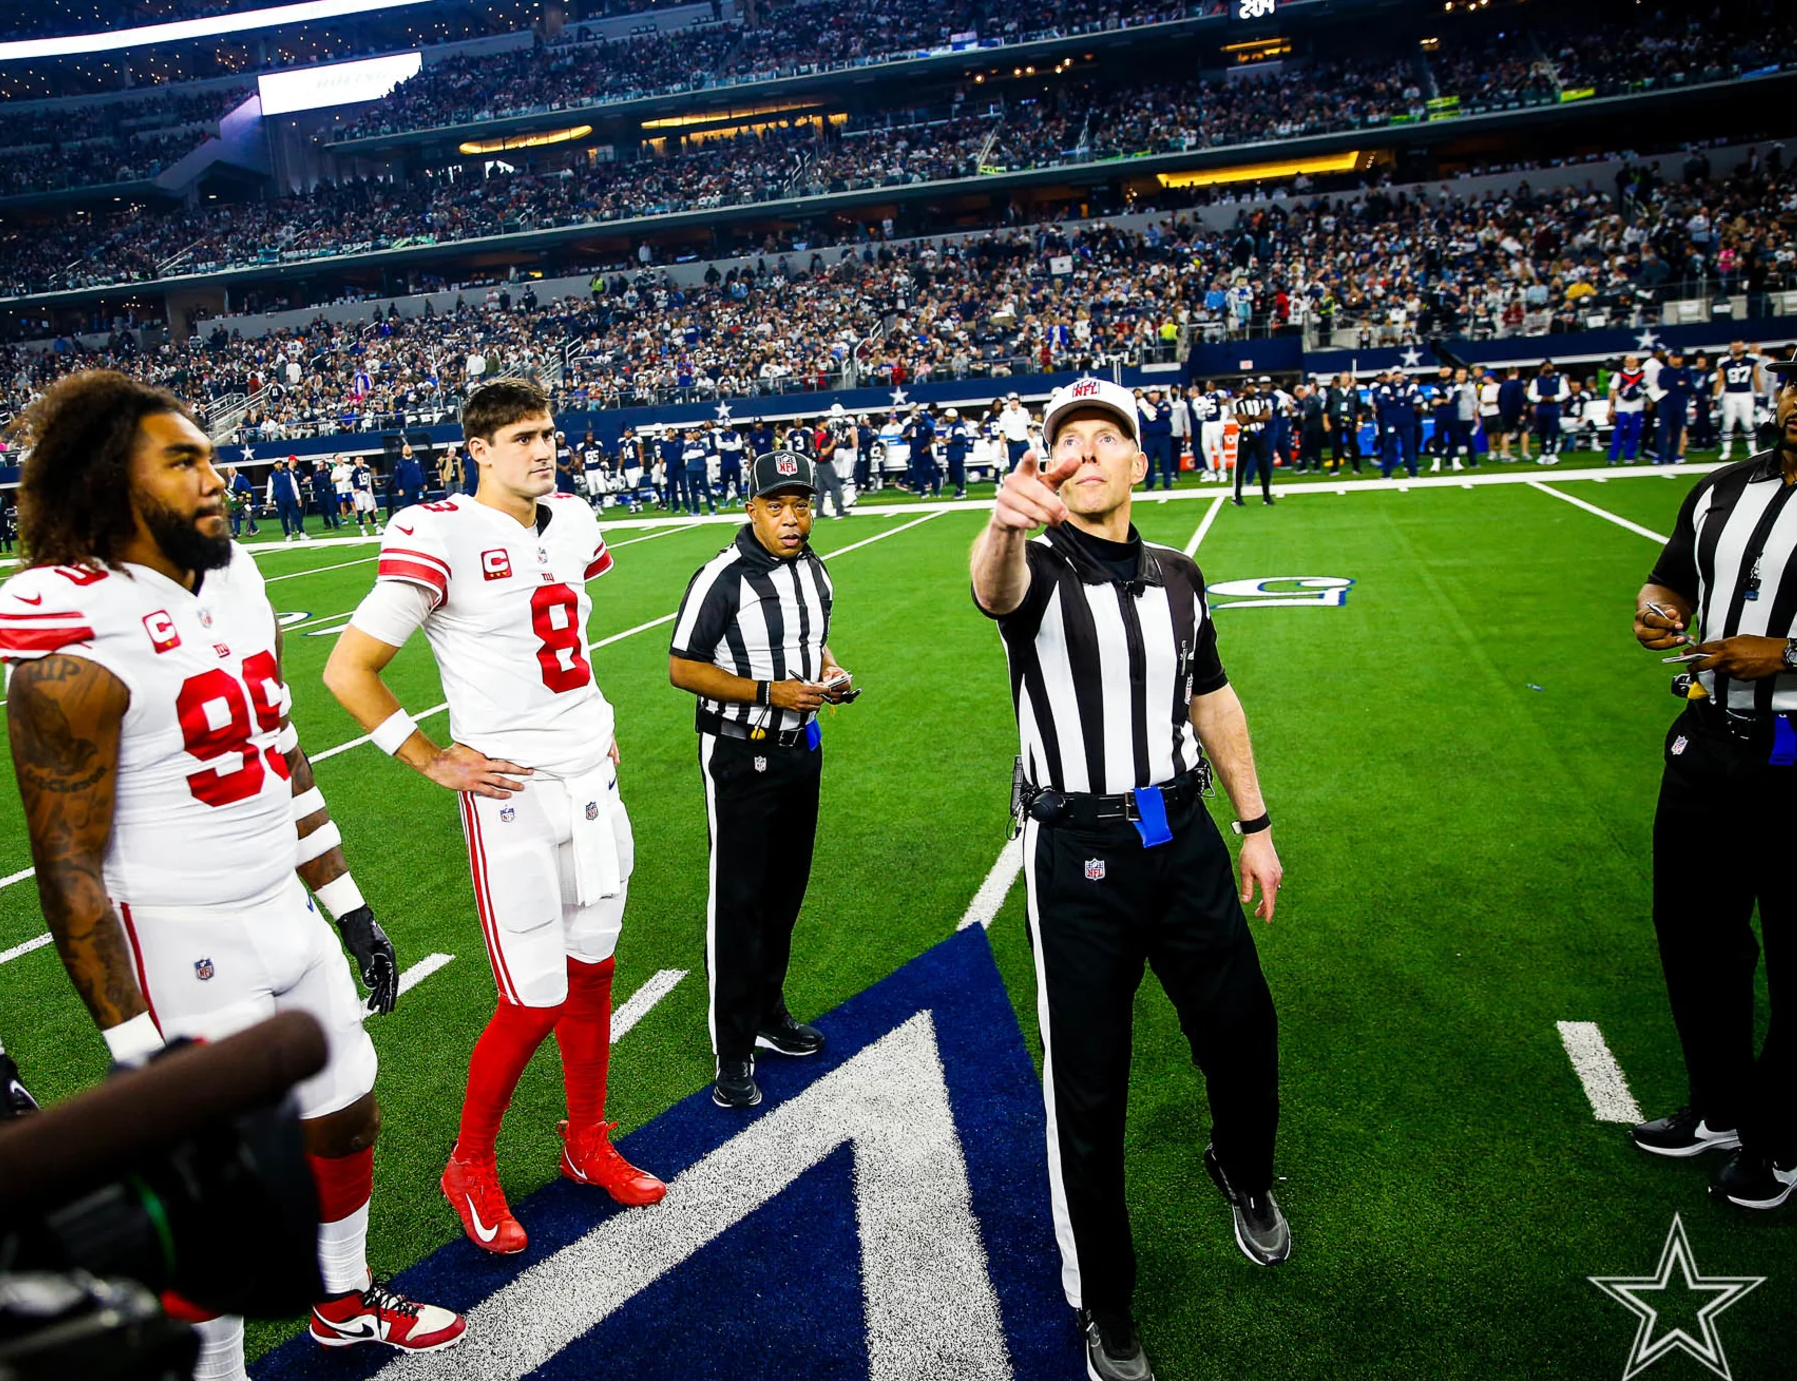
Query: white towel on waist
567 762 623 906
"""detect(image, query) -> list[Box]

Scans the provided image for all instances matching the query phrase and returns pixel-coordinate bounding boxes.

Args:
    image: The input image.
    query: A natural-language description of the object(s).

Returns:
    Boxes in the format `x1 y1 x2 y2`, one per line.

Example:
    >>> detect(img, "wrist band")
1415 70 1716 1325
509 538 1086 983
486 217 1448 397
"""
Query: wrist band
1232 812 1272 836
756 681 771 708
289 785 326 822
103 1011 163 1064
296 819 343 865
370 707 419 755
314 873 366 920
274 722 300 754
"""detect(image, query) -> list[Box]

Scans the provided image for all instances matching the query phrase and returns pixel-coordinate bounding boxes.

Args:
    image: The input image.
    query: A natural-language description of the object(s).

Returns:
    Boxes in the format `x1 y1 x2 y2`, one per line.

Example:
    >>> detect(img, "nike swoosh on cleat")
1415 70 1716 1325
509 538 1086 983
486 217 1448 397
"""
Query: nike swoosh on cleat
315 1317 378 1340
563 1152 589 1184
466 1194 499 1243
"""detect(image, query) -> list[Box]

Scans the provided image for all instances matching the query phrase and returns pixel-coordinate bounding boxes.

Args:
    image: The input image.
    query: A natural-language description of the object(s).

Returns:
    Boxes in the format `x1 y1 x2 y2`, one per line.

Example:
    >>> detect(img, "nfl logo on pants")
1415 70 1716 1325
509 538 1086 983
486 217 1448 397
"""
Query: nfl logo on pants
1084 858 1106 882
586 801 599 821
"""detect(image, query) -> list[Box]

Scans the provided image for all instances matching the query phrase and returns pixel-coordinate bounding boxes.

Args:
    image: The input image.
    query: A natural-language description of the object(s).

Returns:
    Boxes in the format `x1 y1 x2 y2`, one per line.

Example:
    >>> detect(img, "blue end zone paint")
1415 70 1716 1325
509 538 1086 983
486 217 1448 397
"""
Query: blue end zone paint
254 926 1081 1379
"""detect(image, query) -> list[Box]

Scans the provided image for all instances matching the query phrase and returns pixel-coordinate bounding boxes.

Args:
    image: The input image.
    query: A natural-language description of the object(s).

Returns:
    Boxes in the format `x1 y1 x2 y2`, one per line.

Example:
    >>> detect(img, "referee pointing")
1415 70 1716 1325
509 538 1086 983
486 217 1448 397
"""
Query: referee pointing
970 378 1286 1381
1630 353 1797 1209
669 449 856 1111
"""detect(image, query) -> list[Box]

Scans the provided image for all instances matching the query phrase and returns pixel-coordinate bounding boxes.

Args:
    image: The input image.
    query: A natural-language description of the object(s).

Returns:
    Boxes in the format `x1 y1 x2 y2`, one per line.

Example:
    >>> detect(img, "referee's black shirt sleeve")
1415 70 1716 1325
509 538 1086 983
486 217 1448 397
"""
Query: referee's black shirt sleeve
1647 475 1713 604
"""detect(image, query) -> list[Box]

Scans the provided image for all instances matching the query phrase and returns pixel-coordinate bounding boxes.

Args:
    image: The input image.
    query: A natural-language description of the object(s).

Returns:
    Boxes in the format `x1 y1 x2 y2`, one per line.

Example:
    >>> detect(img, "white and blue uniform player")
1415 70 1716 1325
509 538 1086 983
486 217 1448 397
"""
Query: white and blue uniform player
714 425 745 504
1716 342 1763 460
350 459 380 534
1609 356 1648 463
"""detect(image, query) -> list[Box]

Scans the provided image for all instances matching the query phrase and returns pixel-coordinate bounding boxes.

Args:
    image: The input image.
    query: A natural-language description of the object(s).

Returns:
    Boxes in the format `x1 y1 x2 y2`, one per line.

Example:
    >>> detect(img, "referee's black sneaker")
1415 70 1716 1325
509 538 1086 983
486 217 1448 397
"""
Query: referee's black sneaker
1204 1144 1290 1266
1077 1308 1155 1381
0 1053 36 1119
755 1012 826 1058
712 1057 762 1109
1708 1149 1797 1210
1630 1107 1741 1158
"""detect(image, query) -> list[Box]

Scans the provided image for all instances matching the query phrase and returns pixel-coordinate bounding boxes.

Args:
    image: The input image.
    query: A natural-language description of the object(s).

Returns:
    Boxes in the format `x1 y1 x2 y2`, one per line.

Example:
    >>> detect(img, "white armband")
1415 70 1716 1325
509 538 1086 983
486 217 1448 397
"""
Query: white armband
313 873 366 919
103 1011 163 1065
296 819 342 865
290 785 326 821
370 708 419 755
275 722 300 754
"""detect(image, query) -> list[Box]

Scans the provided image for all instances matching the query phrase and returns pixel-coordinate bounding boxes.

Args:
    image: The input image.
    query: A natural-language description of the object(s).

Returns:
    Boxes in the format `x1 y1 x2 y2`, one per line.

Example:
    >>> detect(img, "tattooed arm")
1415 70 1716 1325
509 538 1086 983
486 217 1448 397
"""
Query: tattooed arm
5 654 143 1031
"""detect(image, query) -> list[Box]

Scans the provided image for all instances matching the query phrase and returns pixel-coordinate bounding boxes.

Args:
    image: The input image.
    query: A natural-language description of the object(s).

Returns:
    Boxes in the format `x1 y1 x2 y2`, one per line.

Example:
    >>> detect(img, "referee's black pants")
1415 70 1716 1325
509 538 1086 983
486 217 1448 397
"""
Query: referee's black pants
1235 430 1272 501
1652 706 1795 1159
1022 799 1279 1315
700 733 822 1062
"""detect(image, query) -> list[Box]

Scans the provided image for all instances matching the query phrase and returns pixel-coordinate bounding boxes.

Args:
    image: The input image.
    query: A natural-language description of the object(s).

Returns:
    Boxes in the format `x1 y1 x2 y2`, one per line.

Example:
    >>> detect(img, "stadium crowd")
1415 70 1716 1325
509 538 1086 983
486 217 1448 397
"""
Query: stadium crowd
0 85 247 196
5 147 1793 437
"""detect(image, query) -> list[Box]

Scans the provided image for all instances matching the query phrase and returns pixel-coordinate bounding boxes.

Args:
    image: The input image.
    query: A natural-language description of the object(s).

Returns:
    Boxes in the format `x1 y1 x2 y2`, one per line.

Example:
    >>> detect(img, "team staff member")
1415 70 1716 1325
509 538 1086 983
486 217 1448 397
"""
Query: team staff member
1630 354 1797 1209
999 392 1032 467
1232 378 1274 506
971 378 1286 1381
1325 373 1361 474
669 451 857 1110
1138 386 1175 490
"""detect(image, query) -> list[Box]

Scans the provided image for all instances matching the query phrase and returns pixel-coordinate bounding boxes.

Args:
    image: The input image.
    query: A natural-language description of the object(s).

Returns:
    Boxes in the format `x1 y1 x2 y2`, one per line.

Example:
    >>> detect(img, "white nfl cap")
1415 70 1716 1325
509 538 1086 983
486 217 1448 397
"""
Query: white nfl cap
1042 377 1142 448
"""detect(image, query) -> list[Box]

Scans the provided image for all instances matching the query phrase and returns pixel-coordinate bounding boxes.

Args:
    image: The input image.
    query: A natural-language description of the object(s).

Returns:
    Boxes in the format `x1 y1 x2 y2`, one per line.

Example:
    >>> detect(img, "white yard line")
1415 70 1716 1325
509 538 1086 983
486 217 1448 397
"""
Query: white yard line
819 509 946 559
956 837 1024 932
1527 481 1670 544
1556 1021 1644 1124
393 952 454 999
610 968 687 1042
264 556 380 584
608 524 703 548
0 932 50 966
1183 493 1229 557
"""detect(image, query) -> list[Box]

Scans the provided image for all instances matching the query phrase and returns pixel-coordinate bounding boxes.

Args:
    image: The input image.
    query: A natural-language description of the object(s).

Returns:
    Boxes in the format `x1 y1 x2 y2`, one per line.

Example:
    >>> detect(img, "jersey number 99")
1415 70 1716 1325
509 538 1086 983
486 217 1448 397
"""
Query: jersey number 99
176 652 288 806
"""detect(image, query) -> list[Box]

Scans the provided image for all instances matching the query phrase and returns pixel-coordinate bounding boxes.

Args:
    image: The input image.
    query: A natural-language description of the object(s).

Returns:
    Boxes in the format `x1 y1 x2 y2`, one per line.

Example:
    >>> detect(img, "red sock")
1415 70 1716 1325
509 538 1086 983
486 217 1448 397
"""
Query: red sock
556 956 613 1128
307 1145 374 1221
455 1000 562 1162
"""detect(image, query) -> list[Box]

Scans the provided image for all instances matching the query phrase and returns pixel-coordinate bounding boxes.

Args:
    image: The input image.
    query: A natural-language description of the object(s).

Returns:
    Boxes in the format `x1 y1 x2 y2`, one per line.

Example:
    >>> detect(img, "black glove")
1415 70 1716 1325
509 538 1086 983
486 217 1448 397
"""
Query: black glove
336 906 398 1015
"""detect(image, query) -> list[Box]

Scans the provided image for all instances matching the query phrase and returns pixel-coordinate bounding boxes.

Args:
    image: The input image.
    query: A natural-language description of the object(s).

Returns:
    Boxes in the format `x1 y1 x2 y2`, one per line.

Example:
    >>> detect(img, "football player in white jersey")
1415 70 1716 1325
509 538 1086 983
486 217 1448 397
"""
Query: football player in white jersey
0 372 465 1381
324 378 665 1258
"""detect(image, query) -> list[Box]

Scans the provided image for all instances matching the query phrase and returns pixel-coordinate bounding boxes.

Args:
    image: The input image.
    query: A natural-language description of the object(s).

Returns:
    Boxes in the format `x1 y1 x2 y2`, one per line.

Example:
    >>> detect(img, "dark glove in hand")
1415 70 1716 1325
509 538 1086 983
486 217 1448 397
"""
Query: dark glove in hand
337 906 398 1015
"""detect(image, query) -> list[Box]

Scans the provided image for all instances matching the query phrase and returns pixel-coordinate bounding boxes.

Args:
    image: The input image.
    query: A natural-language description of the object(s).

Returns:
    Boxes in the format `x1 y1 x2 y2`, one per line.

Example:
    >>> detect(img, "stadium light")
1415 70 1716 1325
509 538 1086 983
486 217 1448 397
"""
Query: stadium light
0 0 436 62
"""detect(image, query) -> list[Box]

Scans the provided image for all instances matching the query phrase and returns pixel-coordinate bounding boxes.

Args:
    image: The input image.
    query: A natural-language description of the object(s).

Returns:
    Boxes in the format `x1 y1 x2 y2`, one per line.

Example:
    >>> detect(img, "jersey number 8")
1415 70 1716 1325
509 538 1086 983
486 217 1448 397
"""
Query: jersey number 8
531 583 592 693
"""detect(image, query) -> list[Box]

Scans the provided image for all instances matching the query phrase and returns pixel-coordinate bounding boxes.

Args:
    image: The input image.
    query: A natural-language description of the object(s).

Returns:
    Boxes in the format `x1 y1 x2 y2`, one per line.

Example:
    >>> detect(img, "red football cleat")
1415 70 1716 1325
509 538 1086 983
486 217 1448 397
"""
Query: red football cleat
310 1272 465 1352
441 1150 528 1254
559 1119 667 1206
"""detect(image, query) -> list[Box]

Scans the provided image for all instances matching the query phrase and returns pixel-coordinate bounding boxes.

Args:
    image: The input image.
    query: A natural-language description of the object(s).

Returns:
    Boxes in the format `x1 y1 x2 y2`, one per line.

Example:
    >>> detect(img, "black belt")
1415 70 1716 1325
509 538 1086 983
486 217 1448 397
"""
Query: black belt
1689 699 1784 742
696 710 810 748
1022 768 1209 829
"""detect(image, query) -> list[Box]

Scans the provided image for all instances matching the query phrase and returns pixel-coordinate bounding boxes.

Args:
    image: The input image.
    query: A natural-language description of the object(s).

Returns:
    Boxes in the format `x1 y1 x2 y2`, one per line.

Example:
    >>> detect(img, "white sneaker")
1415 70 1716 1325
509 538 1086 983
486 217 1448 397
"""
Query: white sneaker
1539 455 1560 466
1451 458 1464 472
1429 458 1441 473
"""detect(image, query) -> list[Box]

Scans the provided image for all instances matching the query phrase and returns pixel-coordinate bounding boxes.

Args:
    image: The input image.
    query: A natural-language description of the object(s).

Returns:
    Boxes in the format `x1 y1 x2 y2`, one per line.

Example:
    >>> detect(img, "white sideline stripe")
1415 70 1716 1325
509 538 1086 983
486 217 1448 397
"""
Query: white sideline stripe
592 614 676 650
1183 493 1228 556
286 609 356 632
0 867 35 896
1556 1020 1644 1124
610 968 686 1042
1527 481 1670 544
0 932 51 965
956 837 1024 932
264 556 379 584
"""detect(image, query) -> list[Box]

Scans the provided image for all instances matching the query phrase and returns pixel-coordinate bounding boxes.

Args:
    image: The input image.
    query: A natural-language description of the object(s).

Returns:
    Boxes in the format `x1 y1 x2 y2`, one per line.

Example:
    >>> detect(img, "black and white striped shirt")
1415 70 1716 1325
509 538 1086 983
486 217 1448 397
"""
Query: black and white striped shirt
1233 393 1271 433
979 525 1227 794
670 525 834 732
1651 451 1797 712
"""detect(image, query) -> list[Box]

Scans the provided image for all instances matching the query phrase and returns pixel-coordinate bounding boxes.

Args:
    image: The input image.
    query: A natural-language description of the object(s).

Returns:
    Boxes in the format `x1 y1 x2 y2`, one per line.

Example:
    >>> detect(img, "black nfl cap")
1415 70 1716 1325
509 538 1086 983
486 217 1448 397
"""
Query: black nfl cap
1766 349 1797 375
748 448 817 498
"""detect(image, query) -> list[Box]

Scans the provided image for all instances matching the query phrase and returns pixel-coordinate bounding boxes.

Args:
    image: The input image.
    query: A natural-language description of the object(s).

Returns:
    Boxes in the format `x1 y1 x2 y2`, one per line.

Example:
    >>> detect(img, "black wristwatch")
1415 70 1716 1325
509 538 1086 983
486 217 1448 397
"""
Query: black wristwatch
1783 638 1797 674
1232 812 1272 836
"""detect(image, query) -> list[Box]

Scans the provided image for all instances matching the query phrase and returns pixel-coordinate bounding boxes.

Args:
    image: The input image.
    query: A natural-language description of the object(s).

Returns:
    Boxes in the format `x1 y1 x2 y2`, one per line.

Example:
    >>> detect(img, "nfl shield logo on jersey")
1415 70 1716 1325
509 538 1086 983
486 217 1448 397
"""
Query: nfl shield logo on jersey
1084 858 1105 881
481 549 513 582
1671 735 1688 756
585 801 599 821
194 957 215 981
753 756 767 773
500 806 517 822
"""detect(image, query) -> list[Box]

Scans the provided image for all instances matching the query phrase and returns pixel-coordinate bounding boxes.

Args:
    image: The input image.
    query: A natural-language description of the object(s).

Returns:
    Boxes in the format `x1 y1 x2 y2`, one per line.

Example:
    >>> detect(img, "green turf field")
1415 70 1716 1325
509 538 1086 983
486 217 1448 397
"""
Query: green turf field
2 454 1791 1379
